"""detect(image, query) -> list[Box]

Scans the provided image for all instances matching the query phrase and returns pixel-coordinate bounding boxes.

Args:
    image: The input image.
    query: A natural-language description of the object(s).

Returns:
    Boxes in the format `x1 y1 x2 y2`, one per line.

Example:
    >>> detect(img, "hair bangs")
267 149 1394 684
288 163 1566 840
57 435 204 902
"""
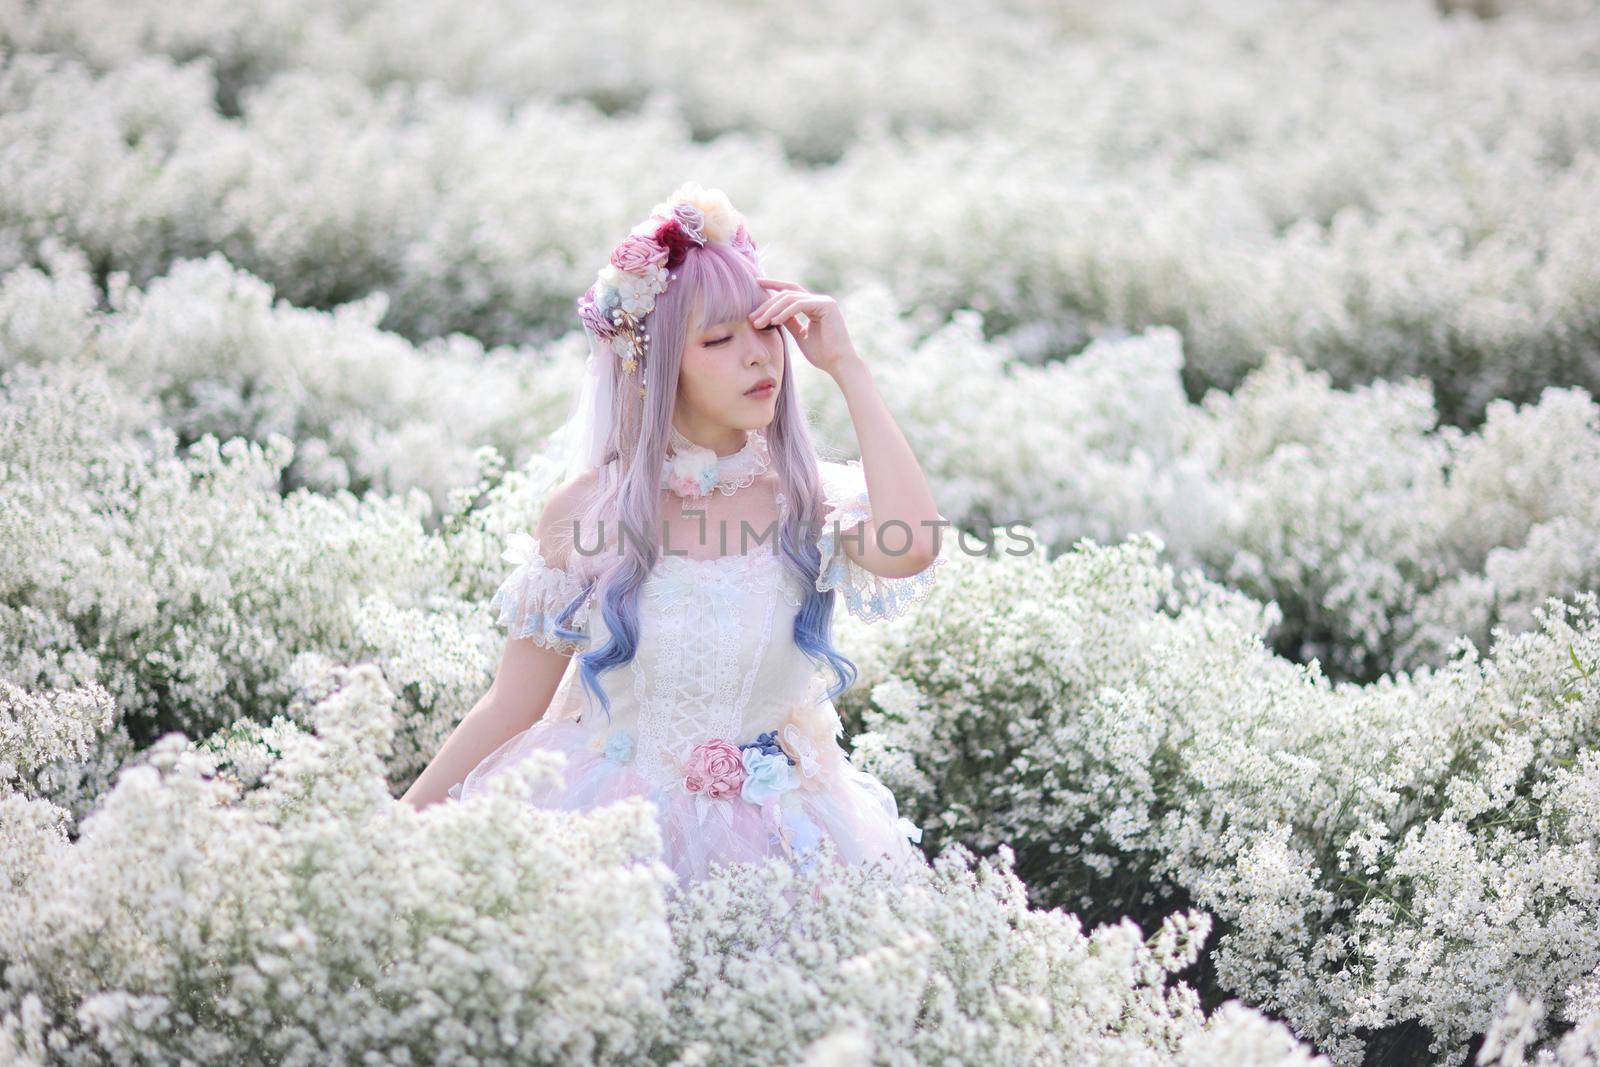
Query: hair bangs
686 243 768 334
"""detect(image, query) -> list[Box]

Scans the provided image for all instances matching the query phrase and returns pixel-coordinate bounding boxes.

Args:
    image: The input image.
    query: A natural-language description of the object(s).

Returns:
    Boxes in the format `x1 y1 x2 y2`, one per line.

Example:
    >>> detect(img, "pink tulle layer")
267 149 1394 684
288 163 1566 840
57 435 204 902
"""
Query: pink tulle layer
448 719 928 888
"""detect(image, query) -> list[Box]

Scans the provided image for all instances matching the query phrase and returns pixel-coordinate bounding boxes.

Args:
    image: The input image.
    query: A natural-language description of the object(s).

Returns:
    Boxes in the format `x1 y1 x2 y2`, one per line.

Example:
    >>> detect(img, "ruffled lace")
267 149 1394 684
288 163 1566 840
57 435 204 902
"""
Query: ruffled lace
662 426 771 499
489 531 593 655
814 460 945 623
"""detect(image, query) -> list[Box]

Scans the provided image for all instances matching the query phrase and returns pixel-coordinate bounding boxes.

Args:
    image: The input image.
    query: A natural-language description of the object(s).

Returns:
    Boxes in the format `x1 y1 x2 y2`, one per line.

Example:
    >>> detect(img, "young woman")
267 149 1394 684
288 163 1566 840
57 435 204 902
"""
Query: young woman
403 182 946 887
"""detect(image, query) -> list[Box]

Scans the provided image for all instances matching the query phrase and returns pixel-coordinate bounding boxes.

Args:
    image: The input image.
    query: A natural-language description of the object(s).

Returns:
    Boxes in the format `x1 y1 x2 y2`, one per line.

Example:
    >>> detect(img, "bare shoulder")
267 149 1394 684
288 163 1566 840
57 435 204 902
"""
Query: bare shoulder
536 469 602 568
542 469 600 522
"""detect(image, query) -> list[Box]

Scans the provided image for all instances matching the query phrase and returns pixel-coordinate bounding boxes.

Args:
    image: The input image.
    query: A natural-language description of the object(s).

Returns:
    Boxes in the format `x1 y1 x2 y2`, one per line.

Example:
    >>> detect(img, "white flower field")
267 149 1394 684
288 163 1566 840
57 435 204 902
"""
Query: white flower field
2 0 1599 1063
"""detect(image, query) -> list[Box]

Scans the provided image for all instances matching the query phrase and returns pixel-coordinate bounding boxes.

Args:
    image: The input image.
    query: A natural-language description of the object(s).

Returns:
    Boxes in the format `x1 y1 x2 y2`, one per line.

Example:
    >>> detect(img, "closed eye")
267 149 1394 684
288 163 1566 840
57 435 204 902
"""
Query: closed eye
705 323 781 346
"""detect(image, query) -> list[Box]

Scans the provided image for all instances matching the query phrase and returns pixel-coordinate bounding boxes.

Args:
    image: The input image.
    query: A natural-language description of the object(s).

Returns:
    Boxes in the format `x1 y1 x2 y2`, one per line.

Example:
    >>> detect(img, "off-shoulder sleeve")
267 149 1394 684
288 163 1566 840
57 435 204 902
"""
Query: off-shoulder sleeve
814 459 945 623
489 531 593 655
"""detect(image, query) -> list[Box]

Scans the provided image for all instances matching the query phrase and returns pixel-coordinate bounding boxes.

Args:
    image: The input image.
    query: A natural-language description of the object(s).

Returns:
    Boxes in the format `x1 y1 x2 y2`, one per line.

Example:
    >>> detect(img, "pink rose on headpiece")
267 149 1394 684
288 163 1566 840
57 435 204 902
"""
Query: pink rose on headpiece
610 235 668 276
672 202 706 242
577 288 615 338
682 738 747 799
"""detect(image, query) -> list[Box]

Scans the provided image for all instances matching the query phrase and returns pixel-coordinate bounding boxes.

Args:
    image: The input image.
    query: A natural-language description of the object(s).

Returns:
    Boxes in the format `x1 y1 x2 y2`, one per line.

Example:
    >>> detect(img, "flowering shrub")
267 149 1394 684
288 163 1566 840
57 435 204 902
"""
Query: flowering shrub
0 663 681 1064
0 243 580 510
0 3 1597 418
2 3 1598 1062
805 297 1600 682
0 663 1325 1065
0 354 606 810
842 535 1600 1066
10 242 1600 686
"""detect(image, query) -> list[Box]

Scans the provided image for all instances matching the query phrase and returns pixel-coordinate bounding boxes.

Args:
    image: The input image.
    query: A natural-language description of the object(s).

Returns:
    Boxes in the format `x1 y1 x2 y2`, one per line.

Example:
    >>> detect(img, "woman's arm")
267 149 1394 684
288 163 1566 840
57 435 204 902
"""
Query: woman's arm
398 638 573 810
825 355 945 578
751 277 945 577
400 472 595 809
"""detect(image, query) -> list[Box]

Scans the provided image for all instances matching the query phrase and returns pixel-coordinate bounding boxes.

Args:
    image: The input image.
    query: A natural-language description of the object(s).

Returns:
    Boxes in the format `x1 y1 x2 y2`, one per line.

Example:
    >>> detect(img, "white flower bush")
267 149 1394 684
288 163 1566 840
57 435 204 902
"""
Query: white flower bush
808 289 1600 681
2 0 1598 420
0 51 789 348
0 663 681 1065
11 245 1600 684
839 535 1600 1066
0 662 1324 1066
1 0 1597 1061
0 354 602 803
0 681 117 805
0 240 580 508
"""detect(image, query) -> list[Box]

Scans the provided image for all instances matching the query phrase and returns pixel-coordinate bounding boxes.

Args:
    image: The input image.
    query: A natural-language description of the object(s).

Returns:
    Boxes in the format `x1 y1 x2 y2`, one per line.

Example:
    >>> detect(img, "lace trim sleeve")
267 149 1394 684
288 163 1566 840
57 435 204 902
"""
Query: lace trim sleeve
489 531 592 655
814 459 944 623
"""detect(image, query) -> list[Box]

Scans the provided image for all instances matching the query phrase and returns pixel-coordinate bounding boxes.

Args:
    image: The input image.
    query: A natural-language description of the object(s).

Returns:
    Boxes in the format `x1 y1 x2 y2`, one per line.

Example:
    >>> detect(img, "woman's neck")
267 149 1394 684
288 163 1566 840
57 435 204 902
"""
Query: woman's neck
669 416 748 457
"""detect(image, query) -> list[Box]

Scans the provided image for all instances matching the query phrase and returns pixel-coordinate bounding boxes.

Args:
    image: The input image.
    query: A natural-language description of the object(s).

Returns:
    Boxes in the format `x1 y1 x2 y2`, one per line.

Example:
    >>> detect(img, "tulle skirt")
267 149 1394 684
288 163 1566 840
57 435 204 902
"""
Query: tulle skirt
448 718 928 890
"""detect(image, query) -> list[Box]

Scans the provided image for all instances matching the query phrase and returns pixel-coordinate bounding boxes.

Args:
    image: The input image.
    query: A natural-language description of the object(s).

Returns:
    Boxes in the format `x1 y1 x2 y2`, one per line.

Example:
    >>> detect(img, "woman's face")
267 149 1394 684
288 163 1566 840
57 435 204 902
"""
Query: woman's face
675 300 785 436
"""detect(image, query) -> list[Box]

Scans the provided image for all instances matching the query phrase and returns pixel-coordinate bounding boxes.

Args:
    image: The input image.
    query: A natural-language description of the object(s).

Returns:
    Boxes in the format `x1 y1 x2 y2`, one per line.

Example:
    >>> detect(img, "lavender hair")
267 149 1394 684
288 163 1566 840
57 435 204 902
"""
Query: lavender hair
550 240 856 724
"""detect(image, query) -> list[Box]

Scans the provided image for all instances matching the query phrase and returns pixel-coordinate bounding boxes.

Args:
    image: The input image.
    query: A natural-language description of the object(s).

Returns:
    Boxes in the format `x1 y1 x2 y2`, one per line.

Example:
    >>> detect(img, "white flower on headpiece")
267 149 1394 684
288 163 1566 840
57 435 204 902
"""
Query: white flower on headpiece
605 264 667 318
668 181 742 243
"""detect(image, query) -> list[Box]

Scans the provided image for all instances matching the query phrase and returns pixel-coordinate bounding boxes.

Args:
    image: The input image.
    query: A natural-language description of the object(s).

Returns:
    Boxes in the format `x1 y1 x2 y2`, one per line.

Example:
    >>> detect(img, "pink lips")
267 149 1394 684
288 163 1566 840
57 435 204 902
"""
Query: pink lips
745 379 776 397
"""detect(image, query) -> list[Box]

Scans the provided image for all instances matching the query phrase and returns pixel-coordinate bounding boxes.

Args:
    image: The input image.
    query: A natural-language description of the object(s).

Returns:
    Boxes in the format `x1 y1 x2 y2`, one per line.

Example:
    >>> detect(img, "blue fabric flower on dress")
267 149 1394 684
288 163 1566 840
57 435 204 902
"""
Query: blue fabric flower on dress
739 729 793 764
603 728 634 764
739 747 799 803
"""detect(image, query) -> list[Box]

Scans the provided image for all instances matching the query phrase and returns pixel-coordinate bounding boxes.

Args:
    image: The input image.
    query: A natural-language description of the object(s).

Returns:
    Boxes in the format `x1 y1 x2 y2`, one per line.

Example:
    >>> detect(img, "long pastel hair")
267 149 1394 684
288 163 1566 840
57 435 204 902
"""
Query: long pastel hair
551 239 857 724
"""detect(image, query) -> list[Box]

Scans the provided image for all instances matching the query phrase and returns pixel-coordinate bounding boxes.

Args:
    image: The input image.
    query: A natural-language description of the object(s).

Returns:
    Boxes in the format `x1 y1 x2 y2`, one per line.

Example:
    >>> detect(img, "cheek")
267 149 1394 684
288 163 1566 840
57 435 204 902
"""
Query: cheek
679 348 729 401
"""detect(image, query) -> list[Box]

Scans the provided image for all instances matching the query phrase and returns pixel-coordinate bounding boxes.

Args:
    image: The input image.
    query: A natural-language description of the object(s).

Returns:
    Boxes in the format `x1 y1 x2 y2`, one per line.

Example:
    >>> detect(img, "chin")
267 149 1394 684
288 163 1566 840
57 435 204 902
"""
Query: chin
729 406 773 429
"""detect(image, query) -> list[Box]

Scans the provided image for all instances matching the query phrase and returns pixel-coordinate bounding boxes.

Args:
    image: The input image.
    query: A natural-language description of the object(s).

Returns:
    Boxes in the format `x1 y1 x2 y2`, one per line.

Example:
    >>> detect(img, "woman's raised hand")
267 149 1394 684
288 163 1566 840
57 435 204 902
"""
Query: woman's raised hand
749 277 862 378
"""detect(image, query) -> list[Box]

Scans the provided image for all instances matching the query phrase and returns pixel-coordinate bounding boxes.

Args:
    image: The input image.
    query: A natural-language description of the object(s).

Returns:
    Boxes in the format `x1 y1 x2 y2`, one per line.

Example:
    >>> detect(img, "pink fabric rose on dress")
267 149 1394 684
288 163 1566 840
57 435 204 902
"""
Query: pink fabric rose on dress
683 738 747 799
610 235 668 275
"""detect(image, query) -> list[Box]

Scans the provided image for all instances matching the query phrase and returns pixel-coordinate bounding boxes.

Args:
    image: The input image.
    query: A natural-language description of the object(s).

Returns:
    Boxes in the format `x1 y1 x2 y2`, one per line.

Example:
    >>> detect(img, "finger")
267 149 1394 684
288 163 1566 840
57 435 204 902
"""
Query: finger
750 287 807 321
756 277 802 291
752 292 805 326
768 294 816 327
748 293 780 321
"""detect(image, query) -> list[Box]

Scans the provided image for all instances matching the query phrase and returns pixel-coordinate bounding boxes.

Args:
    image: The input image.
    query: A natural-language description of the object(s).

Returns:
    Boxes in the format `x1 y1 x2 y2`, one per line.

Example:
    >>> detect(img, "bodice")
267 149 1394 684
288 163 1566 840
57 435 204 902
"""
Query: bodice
559 550 820 791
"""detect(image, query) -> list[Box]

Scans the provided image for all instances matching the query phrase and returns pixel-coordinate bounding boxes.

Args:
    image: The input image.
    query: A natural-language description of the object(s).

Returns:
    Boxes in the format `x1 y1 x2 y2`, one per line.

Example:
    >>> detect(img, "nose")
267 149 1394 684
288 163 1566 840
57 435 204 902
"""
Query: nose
745 329 775 366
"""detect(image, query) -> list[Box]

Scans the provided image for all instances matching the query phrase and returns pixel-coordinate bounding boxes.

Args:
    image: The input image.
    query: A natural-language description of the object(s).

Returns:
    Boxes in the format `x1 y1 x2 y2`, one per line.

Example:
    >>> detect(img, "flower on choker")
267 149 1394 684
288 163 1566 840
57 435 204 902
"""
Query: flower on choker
660 427 770 500
664 443 722 499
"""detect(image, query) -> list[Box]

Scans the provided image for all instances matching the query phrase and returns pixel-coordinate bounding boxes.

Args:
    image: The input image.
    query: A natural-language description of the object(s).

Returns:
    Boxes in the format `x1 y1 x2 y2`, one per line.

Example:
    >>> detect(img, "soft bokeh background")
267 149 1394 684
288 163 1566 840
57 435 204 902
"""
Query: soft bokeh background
2 1 1599 1064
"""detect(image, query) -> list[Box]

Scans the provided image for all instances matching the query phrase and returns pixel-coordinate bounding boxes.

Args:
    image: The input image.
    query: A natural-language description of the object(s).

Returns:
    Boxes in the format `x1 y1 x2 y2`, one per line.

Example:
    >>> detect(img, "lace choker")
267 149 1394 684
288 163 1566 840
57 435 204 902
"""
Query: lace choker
661 425 770 500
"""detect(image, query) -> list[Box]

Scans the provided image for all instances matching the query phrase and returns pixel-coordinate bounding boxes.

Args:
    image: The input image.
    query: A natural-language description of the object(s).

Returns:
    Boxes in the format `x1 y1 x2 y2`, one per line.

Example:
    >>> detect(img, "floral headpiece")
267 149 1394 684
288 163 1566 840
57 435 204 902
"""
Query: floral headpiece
575 181 757 401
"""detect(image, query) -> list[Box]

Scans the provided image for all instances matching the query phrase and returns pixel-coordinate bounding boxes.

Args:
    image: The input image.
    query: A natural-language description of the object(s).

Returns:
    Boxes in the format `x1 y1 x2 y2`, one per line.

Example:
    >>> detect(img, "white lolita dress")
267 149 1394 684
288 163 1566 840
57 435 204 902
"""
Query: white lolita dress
449 427 943 887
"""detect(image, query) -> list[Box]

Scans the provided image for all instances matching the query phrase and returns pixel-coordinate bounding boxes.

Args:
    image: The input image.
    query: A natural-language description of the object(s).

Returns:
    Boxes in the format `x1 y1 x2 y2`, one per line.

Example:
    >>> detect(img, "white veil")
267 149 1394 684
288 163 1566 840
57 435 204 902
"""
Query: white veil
549 328 618 482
